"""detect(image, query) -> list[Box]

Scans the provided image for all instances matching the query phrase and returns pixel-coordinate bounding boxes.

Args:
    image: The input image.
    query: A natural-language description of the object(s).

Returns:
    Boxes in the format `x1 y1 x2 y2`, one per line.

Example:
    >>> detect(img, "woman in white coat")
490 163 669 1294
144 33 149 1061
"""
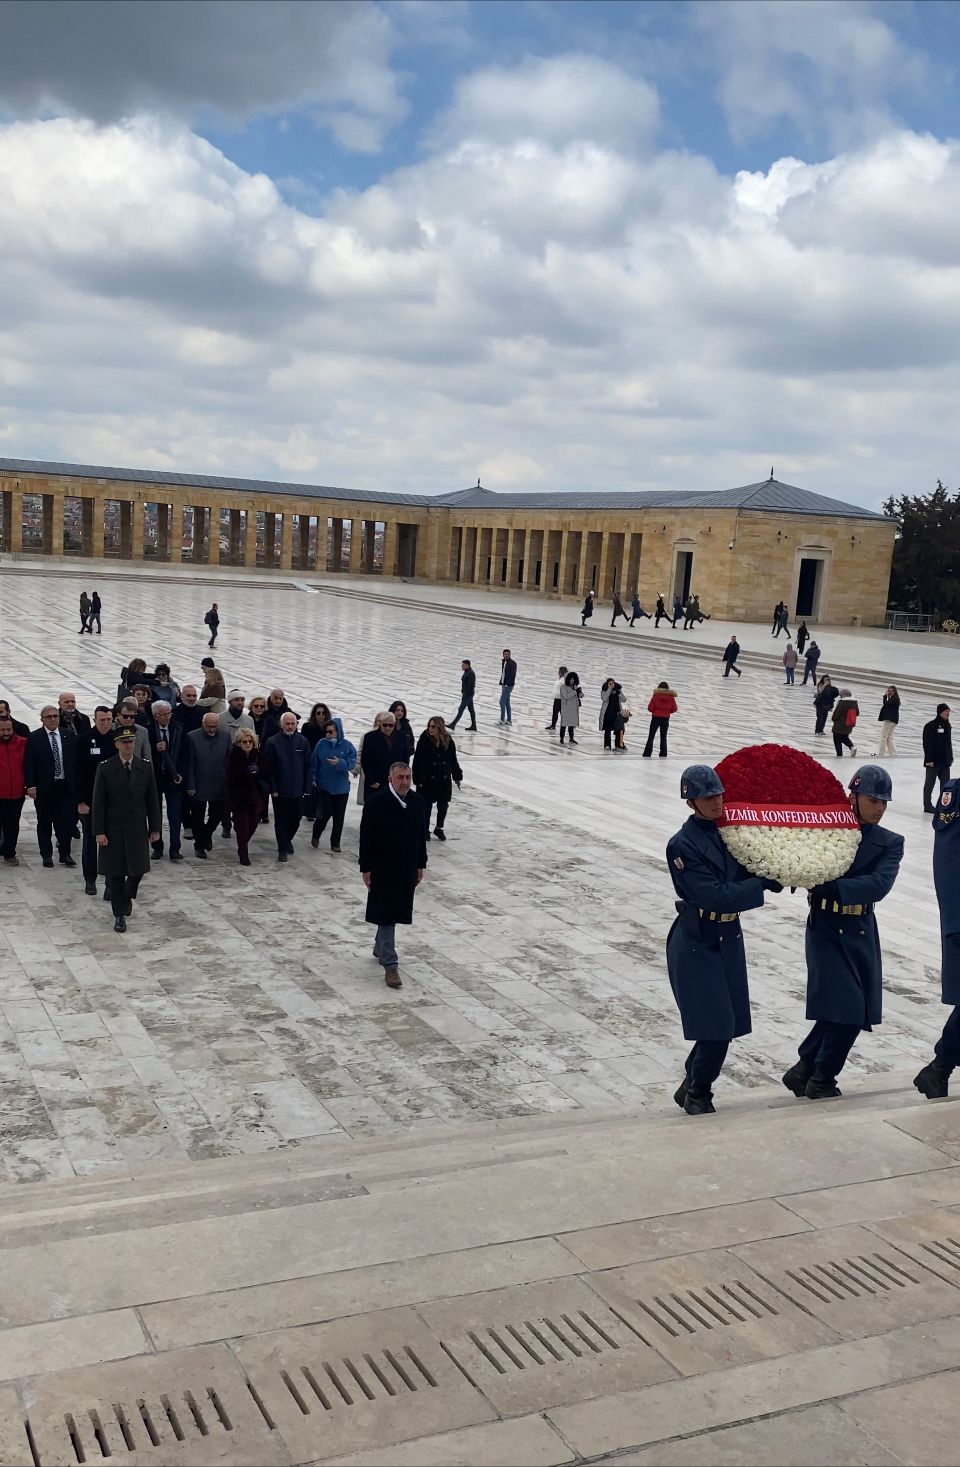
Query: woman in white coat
558 673 581 746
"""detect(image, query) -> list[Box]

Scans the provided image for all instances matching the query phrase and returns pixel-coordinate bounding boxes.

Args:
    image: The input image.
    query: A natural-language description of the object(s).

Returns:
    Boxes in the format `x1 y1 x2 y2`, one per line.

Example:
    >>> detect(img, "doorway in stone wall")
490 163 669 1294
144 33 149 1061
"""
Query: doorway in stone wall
672 548 694 603
796 553 828 619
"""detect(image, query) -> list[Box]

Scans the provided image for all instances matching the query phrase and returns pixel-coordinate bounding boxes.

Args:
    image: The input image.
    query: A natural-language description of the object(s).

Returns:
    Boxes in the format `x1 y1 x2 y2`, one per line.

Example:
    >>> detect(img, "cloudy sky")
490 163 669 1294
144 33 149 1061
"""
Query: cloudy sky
1 0 959 507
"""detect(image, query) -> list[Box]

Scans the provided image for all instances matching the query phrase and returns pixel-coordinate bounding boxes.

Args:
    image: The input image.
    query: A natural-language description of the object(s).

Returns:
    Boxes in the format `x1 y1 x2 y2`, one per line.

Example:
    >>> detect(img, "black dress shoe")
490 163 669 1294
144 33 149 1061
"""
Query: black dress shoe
781 1063 813 1097
277 851 288 862
194 845 207 859
673 1076 690 1108
805 1076 842 1100
683 1087 716 1115
84 882 97 896
169 851 183 861
114 916 127 933
59 855 76 867
103 887 110 900
434 829 446 841
914 1062 951 1099
42 857 54 868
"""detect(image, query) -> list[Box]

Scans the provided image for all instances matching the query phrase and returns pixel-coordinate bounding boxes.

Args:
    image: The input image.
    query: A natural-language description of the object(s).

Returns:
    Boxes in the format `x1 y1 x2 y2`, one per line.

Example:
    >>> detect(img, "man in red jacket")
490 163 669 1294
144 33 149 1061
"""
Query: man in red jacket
0 715 27 865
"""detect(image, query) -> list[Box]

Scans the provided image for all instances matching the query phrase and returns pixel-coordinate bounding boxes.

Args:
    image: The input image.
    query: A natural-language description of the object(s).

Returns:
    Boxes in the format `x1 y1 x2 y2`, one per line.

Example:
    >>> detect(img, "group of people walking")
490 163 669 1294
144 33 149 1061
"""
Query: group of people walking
580 589 709 630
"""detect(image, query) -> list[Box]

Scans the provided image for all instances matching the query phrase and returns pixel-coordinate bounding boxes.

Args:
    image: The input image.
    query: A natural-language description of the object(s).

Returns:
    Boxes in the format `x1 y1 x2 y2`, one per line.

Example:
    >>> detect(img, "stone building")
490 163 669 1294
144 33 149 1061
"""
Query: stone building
0 457 894 624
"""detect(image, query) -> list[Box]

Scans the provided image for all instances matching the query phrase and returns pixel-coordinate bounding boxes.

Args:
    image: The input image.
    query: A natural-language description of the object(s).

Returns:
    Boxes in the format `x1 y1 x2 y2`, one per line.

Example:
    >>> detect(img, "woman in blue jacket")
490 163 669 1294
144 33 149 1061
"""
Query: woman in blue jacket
310 720 357 853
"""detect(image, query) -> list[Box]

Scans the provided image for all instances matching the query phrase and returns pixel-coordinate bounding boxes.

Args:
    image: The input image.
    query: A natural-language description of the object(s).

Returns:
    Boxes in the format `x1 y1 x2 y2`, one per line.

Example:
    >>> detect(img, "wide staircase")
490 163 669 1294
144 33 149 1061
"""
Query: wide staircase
0 1073 957 1465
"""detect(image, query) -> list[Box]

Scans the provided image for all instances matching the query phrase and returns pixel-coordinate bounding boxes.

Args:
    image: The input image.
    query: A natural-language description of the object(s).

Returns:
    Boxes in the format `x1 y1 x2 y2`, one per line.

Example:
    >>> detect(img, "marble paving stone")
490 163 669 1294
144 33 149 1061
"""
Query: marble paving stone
0 1386 28 1467
839 1371 960 1466
319 1414 575 1467
775 1166 960 1229
562 1198 812 1271
232 1307 496 1463
604 1402 900 1466
546 1315 960 1460
0 1309 148 1383
732 1223 960 1337
0 568 954 1184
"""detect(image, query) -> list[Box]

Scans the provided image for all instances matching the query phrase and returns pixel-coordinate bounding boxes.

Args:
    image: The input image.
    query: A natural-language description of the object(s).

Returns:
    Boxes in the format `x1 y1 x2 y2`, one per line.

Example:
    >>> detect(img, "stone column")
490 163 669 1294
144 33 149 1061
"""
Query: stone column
597 531 612 600
156 504 170 560
522 527 538 591
130 499 144 559
42 493 63 556
119 500 132 559
279 513 293 570
331 518 343 571
208 507 221 565
244 510 258 568
363 520 376 572
575 543 590 599
264 512 276 567
382 520 398 577
91 496 105 558
505 528 523 587
348 519 362 573
3 488 23 553
471 526 484 584
168 506 182 562
229 509 242 565
558 529 570 597
299 515 312 570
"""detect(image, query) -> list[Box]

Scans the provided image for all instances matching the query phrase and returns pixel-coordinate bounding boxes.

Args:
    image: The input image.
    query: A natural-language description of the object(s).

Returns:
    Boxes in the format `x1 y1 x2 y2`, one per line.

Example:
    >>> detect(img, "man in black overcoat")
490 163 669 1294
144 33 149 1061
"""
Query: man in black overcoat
358 762 427 990
92 727 161 932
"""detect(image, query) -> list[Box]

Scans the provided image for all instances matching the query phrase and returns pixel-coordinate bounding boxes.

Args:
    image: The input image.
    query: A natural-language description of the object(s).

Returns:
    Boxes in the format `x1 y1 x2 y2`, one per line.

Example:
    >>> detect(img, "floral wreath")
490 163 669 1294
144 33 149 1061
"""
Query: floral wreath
715 743 861 889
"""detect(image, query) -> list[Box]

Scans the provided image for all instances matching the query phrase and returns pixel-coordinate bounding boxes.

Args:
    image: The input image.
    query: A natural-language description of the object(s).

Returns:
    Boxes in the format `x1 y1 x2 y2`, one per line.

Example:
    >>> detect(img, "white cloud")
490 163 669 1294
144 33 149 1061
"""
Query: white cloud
2 71 960 508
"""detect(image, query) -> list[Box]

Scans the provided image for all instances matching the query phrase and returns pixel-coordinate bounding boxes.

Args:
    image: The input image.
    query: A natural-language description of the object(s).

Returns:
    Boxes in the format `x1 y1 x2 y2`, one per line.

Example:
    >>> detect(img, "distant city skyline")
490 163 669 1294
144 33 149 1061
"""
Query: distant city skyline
2 0 960 508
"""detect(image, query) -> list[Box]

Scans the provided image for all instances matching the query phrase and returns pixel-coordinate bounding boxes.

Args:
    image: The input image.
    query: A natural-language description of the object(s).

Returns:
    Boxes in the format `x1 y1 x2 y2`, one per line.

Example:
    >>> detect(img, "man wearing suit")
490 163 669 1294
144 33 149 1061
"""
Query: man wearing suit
76 706 117 895
359 762 428 989
148 700 185 861
498 649 517 725
92 727 161 932
24 706 78 868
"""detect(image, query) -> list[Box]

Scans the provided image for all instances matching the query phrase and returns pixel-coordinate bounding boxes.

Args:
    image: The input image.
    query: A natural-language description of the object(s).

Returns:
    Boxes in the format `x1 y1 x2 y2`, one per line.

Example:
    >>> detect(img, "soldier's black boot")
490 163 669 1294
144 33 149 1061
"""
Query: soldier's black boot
683 1085 716 1115
673 1076 690 1108
805 1074 842 1100
913 1062 951 1099
781 1062 813 1097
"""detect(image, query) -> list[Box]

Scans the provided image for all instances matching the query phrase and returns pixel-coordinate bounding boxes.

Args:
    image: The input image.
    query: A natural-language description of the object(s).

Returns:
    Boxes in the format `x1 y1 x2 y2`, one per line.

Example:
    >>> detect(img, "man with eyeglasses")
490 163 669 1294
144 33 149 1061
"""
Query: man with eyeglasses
76 706 117 895
24 706 78 868
113 701 150 761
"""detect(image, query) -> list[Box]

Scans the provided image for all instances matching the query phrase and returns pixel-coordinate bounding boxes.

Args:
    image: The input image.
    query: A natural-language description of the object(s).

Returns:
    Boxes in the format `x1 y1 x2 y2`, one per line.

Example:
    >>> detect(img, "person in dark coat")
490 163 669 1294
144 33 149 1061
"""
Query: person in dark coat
75 706 117 894
147 701 185 861
600 678 627 751
796 620 809 654
92 727 161 932
914 778 960 1098
671 594 684 627
666 765 779 1114
227 728 267 865
171 685 204 735
802 640 821 686
783 766 903 1100
813 675 838 735
57 692 91 740
877 685 900 758
204 602 220 647
721 637 742 678
24 706 79 867
629 592 651 625
653 593 668 628
261 688 299 743
262 712 311 860
922 703 953 812
581 590 594 626
449 661 477 730
771 600 784 634
610 589 629 627
413 717 463 839
360 711 399 801
388 702 416 760
831 689 859 756
79 591 91 632
499 649 517 724
85 590 102 633
358 762 427 989
184 714 231 857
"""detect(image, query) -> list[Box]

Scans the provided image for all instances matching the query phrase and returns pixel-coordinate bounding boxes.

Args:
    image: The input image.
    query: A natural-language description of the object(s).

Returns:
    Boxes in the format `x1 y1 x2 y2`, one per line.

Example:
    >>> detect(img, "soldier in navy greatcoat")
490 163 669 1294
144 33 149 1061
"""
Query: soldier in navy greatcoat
914 778 960 1098
783 765 903 1101
666 765 781 1115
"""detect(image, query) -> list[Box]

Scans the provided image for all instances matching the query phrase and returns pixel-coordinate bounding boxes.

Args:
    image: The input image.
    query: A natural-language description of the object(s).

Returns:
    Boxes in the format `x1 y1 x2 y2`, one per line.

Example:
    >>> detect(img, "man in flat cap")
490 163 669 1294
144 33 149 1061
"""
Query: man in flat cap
92 726 161 933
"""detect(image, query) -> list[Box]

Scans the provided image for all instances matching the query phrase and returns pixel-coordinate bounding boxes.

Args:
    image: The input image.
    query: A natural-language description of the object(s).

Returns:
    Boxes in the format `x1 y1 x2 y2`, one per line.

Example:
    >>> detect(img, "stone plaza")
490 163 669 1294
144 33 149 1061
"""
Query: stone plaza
0 559 957 1464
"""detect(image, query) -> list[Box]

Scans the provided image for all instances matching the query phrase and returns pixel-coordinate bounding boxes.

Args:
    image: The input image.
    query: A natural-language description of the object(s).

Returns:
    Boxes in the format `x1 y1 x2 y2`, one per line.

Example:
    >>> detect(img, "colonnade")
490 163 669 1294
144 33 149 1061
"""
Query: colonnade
449 524 645 600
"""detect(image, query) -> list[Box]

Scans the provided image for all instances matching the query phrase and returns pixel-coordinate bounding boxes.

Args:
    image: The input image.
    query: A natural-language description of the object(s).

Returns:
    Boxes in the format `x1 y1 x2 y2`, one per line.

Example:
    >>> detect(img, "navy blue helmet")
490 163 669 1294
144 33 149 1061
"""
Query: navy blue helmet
849 765 893 802
680 764 725 800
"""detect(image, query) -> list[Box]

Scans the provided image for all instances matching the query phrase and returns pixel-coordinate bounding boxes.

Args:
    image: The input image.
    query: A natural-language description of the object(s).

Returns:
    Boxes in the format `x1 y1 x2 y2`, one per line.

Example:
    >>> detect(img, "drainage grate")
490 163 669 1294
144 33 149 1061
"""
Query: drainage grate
632 1280 778 1336
733 1223 960 1340
23 1346 287 1466
422 1278 675 1413
235 1306 493 1462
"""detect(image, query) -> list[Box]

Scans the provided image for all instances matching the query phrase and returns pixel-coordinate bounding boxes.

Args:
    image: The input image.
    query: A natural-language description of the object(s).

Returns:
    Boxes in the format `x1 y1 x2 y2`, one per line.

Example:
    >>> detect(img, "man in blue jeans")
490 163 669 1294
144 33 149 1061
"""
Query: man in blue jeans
499 649 517 724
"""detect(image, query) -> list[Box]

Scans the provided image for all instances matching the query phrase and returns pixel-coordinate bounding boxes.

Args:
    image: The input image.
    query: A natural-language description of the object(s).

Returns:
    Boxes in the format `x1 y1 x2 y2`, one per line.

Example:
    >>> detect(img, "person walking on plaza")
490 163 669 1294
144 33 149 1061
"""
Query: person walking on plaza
499 649 517 725
802 639 821 685
24 706 77 868
580 590 594 626
263 711 311 860
148 701 184 861
600 678 628 751
831 688 859 756
774 605 791 638
113 702 150 760
360 710 398 804
172 685 203 737
813 674 838 735
449 660 477 731
771 600 784 634
76 707 116 893
557 673 581 746
610 588 629 627
629 591 651 626
923 704 952 812
782 766 903 1100
310 720 356 853
413 716 463 836
672 593 684 627
682 597 697 631
150 664 180 707
219 692 254 742
359 761 427 990
388 701 416 760
78 591 90 633
877 686 900 757
185 713 231 857
204 602 220 648
666 765 780 1115
92 726 160 933
642 681 677 757
545 666 568 731
914 777 960 1099
85 590 102 633
654 593 668 628
227 728 267 866
0 714 27 866
796 620 809 654
782 642 798 685
721 636 742 678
